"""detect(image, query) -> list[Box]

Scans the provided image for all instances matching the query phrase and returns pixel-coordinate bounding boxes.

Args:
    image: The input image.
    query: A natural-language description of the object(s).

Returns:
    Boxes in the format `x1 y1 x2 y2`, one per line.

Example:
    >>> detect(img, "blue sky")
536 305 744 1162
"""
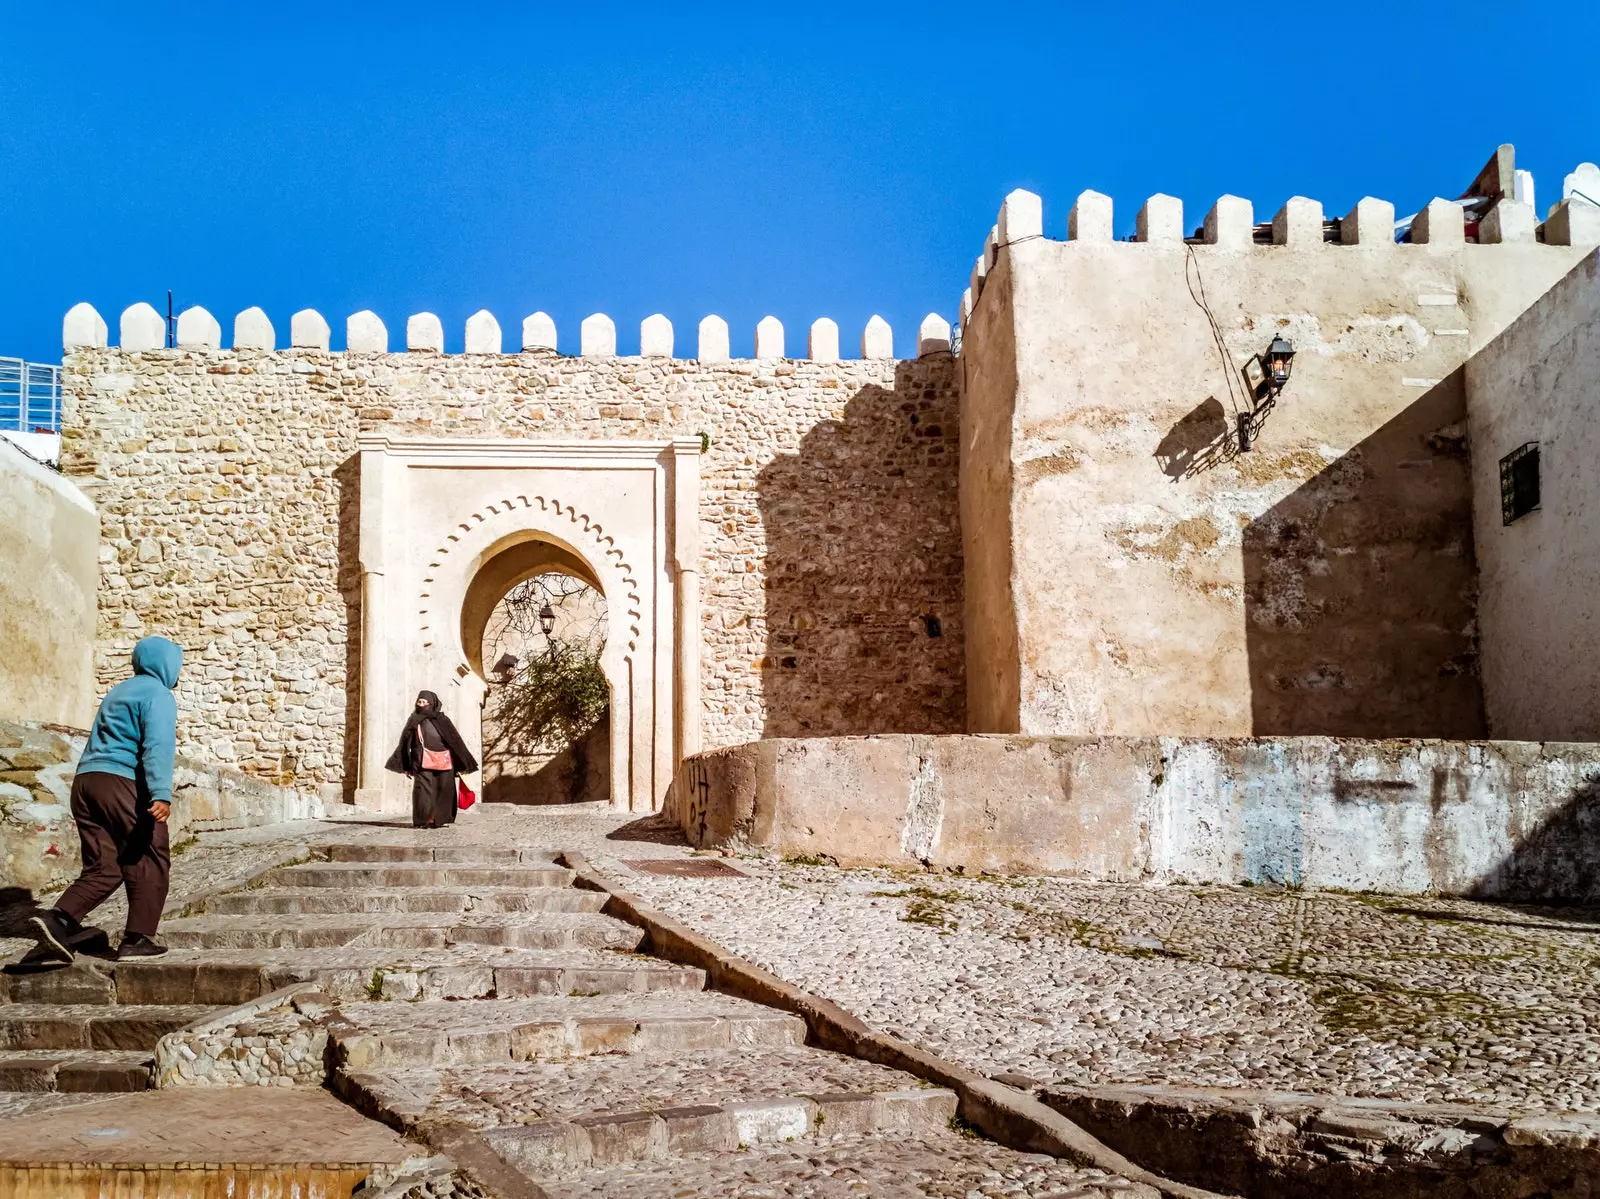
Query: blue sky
2 2 1597 363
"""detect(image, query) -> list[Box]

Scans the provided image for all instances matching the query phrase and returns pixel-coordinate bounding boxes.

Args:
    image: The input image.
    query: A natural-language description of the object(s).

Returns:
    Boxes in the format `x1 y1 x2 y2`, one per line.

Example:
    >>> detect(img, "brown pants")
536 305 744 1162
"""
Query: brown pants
55 772 170 937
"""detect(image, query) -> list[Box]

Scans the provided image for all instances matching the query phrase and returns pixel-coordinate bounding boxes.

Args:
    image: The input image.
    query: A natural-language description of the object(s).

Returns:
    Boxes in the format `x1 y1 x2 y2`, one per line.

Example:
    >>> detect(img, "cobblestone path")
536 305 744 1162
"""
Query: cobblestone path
4 807 1152 1197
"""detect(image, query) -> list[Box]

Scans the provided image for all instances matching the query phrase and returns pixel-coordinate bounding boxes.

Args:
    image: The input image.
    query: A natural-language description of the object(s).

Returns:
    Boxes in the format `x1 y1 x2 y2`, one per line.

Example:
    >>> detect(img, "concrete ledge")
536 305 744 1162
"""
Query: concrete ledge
666 734 1600 900
558 850 1231 1199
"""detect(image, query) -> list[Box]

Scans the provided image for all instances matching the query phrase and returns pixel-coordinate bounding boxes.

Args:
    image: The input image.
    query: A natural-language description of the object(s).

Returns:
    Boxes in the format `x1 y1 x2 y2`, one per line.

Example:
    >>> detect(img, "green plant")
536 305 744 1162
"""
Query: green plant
486 638 610 757
171 834 200 856
366 970 385 999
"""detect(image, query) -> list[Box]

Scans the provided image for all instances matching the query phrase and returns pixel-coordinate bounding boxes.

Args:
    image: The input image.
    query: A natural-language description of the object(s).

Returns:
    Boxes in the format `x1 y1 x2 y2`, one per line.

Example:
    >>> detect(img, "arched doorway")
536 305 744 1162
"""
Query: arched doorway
352 436 702 814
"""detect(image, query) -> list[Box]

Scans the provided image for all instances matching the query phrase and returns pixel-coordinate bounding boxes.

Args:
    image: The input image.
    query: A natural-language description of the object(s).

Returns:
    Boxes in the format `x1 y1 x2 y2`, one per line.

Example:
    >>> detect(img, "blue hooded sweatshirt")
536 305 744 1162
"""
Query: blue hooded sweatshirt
75 636 183 803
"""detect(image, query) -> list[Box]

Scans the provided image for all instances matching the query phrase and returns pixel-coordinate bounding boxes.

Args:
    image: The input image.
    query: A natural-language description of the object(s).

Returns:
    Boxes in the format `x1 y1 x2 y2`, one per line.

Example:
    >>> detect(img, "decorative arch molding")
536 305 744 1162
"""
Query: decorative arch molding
416 492 644 654
353 435 702 819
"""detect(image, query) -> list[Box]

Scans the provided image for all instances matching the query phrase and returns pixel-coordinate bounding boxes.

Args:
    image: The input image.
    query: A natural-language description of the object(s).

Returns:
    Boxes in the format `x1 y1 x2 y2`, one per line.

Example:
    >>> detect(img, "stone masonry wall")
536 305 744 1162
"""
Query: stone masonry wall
60 346 963 793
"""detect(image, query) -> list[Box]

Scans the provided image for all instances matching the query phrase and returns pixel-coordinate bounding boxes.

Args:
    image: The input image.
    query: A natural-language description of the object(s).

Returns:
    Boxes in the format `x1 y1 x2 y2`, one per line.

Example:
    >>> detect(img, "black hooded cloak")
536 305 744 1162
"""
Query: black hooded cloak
385 691 479 828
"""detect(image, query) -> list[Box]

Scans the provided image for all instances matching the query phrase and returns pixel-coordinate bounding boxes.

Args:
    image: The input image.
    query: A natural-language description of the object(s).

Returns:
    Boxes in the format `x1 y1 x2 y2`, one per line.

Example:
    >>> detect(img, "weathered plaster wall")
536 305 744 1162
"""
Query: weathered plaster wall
61 347 963 792
670 733 1600 900
1467 249 1600 739
0 438 98 728
963 199 1590 740
0 720 324 894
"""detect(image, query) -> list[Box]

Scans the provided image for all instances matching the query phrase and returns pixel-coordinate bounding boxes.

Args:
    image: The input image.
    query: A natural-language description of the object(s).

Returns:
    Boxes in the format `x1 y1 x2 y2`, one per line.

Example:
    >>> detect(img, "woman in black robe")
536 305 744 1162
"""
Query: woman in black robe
385 691 479 829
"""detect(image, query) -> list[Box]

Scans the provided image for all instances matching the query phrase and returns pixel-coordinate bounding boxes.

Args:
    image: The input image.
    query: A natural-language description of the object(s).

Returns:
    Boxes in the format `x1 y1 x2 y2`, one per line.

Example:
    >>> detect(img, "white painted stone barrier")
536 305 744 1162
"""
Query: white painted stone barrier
1204 195 1254 248
1342 197 1395 246
754 316 784 360
176 306 221 349
998 189 1042 245
918 313 951 356
523 312 557 352
1272 196 1323 247
1068 190 1114 242
347 311 388 353
407 312 444 352
862 315 893 360
580 313 616 358
1412 198 1465 245
63 302 108 351
292 309 330 350
698 315 730 363
465 310 501 354
807 318 839 363
121 303 166 352
234 307 275 350
640 314 673 357
1136 194 1183 243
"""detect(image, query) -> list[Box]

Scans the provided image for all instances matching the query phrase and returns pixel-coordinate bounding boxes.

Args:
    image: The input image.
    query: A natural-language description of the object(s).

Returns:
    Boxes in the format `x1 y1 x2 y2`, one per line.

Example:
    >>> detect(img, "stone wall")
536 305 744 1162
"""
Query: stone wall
1466 248 1600 739
60 340 964 793
670 733 1600 901
0 437 98 728
0 720 325 893
959 187 1595 740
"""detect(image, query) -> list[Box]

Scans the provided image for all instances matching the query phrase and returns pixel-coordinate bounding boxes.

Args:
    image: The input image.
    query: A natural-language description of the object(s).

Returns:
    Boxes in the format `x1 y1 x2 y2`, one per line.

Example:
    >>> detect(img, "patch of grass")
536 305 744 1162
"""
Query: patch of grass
783 853 838 867
366 970 385 1000
948 1114 983 1140
901 898 956 933
171 834 200 857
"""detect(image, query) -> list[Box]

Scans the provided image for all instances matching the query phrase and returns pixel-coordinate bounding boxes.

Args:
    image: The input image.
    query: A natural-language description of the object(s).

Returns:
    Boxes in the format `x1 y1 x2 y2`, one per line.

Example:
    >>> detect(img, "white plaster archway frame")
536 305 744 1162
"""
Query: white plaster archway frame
354 436 701 815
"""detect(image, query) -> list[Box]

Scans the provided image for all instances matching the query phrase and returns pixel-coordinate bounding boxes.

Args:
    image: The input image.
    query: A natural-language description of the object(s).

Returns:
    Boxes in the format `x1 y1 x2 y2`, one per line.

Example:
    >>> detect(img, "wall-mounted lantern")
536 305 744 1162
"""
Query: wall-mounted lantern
1236 335 1297 453
538 603 556 637
1265 336 1296 393
491 652 519 683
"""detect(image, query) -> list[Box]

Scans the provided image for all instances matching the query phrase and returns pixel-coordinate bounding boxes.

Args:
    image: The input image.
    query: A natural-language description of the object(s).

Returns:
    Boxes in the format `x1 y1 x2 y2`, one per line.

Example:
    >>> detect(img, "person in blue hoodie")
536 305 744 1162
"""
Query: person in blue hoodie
30 636 183 962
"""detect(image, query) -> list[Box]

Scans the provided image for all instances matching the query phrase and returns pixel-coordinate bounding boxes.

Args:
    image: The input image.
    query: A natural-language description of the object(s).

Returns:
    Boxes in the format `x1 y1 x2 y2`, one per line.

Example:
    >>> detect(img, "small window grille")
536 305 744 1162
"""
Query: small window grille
1500 442 1540 525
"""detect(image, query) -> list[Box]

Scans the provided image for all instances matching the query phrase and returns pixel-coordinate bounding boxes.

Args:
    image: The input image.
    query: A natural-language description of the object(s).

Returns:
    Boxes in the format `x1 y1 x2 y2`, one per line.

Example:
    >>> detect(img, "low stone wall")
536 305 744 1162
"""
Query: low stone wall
669 734 1600 900
0 720 326 893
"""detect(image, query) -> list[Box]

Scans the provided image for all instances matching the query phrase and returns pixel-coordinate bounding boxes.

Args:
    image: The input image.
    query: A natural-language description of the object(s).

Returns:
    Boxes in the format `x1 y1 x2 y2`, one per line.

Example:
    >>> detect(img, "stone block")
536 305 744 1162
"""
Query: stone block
120 302 166 351
486 1121 590 1176
291 309 330 350
464 309 501 354
1479 200 1537 244
634 1015 723 1051
573 1111 667 1165
1564 162 1600 203
875 1087 960 1132
1271 196 1324 246
985 223 999 268
175 306 221 349
1411 198 1464 245
754 315 784 360
727 1097 812 1144
997 188 1043 245
232 307 274 350
1341 197 1395 246
63 302 108 351
808 1093 879 1136
493 967 565 997
1543 198 1600 246
1068 189 1114 242
507 1020 570 1061
807 317 839 362
861 315 893 360
571 1017 640 1054
639 313 673 357
698 315 730 362
406 312 444 352
1203 195 1253 248
346 311 388 353
522 311 557 352
1136 194 1183 243
658 1105 738 1154
918 313 951 356
580 313 616 358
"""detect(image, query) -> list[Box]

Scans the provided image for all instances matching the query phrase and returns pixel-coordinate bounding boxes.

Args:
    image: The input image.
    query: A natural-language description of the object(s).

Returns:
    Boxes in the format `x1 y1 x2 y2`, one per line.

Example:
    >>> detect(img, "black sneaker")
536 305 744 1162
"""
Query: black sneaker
27 910 78 964
117 933 169 959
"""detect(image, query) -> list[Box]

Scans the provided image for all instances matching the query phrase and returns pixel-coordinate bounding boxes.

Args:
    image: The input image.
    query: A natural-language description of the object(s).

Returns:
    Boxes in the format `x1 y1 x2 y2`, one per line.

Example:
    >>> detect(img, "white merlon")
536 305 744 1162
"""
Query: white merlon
580 313 616 358
522 312 557 352
1136 194 1183 243
1544 198 1600 246
233 307 274 350
464 310 502 354
998 189 1043 245
960 287 973 327
1068 190 1114 242
1564 162 1599 203
1203 196 1253 249
971 253 987 301
176 306 221 349
754 316 784 360
698 315 730 363
1479 200 1537 245
63 302 108 351
291 309 331 350
1342 197 1395 246
1272 197 1323 247
640 313 673 357
121 302 166 352
986 225 1000 269
347 310 388 353
918 313 951 356
1412 198 1465 246
1514 168 1536 217
808 318 839 362
407 312 444 352
862 315 893 360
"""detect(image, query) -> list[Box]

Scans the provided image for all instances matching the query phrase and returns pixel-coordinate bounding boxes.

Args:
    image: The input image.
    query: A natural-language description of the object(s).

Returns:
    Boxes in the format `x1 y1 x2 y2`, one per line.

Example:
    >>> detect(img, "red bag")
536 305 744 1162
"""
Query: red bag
457 778 476 810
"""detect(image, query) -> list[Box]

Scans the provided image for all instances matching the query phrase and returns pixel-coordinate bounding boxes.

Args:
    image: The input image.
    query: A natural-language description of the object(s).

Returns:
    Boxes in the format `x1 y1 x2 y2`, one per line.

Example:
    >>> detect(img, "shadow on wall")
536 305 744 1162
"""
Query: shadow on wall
335 455 363 801
484 711 610 805
1239 369 1485 738
1470 774 1600 905
756 358 965 737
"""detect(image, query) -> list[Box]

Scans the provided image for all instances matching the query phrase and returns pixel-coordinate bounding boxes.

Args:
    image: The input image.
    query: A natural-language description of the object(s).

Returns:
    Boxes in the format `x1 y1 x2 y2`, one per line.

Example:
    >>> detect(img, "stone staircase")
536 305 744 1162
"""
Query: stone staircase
163 837 1152 1197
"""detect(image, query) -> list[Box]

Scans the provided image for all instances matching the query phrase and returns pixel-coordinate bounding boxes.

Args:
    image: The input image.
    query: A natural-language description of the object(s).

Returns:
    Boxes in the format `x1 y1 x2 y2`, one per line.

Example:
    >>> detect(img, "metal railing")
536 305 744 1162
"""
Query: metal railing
0 358 62 433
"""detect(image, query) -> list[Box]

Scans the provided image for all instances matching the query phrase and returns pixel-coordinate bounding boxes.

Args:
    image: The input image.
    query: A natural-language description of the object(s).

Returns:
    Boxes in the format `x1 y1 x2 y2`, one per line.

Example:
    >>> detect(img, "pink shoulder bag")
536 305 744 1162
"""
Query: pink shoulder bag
416 725 452 772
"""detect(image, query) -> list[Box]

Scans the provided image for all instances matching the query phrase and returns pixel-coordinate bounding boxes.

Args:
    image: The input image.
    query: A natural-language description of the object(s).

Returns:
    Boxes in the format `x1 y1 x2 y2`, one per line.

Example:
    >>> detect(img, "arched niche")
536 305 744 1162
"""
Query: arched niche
459 531 605 680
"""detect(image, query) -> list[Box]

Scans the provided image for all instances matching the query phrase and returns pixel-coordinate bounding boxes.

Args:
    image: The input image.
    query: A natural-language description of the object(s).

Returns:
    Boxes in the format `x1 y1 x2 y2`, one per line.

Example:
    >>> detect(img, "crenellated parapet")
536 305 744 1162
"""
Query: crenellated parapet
61 304 954 362
960 160 1600 332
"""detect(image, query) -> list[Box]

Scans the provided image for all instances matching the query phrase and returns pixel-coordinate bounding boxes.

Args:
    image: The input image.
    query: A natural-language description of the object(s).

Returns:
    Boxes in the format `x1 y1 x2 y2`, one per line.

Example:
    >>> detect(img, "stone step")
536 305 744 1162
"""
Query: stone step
203 885 607 916
0 961 268 1007
0 1049 152 1093
158 912 644 953
267 862 577 889
318 843 557 865
0 1004 213 1052
340 1044 941 1132
330 996 808 1068
534 1131 1155 1198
